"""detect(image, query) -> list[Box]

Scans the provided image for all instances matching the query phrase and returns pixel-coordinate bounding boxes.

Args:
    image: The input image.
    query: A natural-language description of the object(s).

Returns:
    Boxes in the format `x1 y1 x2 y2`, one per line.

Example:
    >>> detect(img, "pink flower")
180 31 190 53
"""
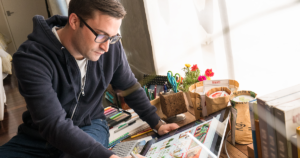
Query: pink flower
198 75 207 81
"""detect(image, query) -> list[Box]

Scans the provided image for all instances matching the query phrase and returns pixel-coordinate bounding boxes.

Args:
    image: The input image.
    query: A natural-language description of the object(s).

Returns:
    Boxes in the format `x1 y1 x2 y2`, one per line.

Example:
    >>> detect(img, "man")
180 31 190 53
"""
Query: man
0 0 179 157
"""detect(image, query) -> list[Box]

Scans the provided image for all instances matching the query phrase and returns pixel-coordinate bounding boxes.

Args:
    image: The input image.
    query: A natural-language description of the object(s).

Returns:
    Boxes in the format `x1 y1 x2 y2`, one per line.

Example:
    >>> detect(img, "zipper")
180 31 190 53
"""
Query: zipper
70 91 82 120
70 59 89 120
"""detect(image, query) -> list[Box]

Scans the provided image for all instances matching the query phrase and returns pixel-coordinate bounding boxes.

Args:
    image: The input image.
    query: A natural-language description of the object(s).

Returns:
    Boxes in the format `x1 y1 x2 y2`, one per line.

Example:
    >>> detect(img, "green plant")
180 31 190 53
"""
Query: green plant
179 64 200 92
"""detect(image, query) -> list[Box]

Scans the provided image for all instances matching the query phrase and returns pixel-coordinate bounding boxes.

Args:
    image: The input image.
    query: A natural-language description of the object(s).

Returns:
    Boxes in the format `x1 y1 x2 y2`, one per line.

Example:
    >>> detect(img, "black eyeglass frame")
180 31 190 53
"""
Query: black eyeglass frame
77 15 121 44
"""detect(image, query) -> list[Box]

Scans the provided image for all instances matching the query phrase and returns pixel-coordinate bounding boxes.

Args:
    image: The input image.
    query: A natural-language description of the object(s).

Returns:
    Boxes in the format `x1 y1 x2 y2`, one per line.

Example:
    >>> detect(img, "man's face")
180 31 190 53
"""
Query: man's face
72 11 122 61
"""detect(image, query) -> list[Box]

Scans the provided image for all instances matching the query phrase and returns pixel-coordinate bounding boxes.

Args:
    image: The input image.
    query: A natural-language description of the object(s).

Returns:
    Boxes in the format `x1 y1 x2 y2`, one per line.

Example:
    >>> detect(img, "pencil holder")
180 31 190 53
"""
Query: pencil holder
159 91 187 118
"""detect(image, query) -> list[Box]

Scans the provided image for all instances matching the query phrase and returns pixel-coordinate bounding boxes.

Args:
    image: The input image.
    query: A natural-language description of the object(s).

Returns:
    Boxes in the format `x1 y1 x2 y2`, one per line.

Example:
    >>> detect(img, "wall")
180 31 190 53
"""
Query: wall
0 1 15 55
119 0 156 82
47 0 68 16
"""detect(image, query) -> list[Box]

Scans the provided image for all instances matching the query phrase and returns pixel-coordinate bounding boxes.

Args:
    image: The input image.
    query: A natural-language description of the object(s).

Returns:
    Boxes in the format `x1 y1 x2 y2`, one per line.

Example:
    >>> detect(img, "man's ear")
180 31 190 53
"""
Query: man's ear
68 13 80 30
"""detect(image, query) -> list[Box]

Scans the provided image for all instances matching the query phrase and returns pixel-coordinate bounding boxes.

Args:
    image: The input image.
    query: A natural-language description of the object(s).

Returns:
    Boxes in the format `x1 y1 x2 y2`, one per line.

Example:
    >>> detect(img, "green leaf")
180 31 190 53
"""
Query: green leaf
231 100 236 107
250 91 256 98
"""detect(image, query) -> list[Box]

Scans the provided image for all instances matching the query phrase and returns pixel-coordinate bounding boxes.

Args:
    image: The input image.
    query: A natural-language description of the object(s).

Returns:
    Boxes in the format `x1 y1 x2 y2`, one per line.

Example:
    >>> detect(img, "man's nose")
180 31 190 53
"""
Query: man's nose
99 40 110 52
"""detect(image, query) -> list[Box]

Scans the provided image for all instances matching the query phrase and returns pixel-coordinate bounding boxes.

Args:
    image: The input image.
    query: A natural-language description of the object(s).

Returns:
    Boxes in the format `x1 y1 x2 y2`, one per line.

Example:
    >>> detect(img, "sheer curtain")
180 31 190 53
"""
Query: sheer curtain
225 0 300 95
143 0 218 78
144 0 300 96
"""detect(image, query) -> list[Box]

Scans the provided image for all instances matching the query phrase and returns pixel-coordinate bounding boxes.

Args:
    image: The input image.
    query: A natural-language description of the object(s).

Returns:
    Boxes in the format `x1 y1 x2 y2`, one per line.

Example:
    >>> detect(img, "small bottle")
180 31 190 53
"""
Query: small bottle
164 82 168 93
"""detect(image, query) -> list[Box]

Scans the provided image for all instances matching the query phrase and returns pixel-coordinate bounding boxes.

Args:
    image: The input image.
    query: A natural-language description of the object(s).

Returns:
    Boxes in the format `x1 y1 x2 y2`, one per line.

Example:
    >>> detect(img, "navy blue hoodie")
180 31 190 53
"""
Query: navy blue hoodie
12 15 160 158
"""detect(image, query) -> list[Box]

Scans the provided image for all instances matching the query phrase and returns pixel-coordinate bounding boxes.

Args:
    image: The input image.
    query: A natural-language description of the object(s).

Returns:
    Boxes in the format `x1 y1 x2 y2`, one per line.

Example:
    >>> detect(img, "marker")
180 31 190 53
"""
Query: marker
104 108 114 113
151 90 154 100
104 108 115 114
110 112 122 119
114 120 137 133
118 123 127 129
105 109 117 116
106 111 119 118
115 114 128 121
113 113 125 120
154 85 157 99
143 86 147 94
116 117 139 129
104 107 111 111
106 91 114 99
164 82 168 93
145 86 149 99
148 89 152 100
105 95 114 103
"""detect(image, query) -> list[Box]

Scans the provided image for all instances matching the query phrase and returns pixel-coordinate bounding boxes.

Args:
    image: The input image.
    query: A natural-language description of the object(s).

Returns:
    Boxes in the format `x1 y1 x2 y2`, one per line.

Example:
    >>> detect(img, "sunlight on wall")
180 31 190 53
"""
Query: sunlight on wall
144 0 214 78
144 0 300 96
225 0 300 95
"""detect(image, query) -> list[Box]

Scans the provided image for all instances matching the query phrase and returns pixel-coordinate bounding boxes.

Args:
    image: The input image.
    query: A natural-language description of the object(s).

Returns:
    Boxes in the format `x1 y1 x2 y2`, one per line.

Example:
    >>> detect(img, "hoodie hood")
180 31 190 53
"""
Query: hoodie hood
27 15 67 56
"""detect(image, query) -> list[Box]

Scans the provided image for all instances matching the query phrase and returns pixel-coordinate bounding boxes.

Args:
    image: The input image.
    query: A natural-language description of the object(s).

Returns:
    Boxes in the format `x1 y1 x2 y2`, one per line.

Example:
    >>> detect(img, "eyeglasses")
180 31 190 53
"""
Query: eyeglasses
77 15 121 44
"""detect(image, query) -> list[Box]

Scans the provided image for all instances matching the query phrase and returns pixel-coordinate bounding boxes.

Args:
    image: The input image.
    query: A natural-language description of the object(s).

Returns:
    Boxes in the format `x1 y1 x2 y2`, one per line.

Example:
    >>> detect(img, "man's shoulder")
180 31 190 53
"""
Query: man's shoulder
14 41 45 58
13 40 60 68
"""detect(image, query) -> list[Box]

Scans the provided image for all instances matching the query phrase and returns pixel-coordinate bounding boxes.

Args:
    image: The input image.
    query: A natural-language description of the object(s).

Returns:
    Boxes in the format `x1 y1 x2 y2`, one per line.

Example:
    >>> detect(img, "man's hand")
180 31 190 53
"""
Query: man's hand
109 154 146 158
157 123 179 136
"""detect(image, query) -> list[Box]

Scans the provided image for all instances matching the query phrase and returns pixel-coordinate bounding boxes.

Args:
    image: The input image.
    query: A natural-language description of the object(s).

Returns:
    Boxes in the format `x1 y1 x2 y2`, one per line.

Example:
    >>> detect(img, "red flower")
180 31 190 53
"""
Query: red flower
205 69 214 77
191 64 198 71
177 77 184 84
198 75 207 81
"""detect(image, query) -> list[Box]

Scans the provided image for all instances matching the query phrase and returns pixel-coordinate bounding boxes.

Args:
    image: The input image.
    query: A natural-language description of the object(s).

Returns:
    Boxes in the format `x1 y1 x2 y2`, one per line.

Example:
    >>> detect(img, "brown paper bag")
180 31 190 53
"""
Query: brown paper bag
230 91 257 144
231 106 237 146
189 82 203 120
205 87 232 115
189 80 239 119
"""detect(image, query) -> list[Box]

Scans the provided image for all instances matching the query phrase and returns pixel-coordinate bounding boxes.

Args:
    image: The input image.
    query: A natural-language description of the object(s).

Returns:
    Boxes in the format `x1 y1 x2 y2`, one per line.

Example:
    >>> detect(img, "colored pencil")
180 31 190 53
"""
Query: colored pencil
135 127 152 135
108 132 129 147
129 124 150 136
131 129 153 138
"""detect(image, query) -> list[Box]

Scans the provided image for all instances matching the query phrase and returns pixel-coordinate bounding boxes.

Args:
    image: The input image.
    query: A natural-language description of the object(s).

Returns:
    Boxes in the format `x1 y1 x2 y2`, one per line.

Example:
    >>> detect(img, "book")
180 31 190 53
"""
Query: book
108 109 150 146
249 100 258 158
253 100 262 158
255 120 262 158
257 84 300 158
257 98 270 158
274 98 300 158
297 127 300 158
291 134 297 158
248 144 255 158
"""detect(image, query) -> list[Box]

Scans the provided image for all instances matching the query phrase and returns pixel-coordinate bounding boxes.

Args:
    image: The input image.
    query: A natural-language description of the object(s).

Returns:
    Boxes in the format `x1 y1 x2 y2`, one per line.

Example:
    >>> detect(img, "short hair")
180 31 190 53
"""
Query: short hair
68 0 126 26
